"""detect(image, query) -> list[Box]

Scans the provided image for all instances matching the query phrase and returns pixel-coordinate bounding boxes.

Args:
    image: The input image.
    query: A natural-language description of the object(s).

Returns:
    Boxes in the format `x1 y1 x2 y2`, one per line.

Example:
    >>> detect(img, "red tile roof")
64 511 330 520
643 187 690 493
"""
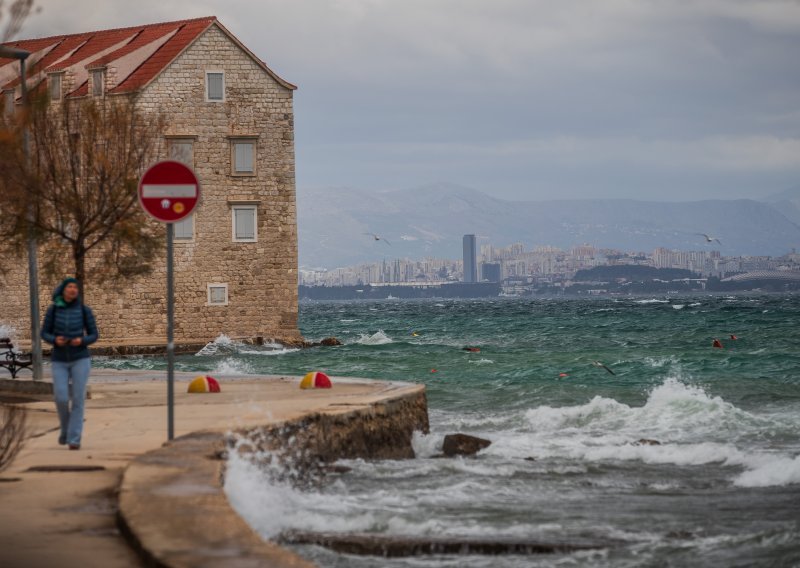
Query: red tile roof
0 16 295 97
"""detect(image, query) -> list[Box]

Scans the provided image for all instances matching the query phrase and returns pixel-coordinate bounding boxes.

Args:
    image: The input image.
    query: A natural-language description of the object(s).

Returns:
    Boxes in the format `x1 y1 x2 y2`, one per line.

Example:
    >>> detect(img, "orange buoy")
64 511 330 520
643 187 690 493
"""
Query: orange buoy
300 371 332 389
730 334 738 340
712 339 724 349
187 375 221 393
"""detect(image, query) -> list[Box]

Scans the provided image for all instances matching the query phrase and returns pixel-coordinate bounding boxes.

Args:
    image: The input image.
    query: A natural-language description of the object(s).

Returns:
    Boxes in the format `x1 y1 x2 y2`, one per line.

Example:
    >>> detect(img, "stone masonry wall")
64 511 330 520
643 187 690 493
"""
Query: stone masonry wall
0 23 302 347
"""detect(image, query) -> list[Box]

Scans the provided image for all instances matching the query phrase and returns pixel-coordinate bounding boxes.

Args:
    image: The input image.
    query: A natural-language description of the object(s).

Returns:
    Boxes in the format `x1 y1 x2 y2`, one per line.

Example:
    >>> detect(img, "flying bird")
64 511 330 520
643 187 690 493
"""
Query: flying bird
364 232 391 246
592 360 616 375
697 233 722 245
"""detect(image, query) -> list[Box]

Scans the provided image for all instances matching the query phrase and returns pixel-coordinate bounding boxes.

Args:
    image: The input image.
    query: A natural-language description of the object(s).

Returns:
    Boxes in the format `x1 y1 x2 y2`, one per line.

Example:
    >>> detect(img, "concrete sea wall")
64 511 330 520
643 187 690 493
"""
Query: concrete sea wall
118 386 429 567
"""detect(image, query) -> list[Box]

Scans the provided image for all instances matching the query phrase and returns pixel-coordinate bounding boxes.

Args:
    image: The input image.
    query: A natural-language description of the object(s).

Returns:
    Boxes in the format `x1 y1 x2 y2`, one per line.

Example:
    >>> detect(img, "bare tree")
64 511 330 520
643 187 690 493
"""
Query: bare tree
0 404 27 473
0 0 36 42
0 96 167 287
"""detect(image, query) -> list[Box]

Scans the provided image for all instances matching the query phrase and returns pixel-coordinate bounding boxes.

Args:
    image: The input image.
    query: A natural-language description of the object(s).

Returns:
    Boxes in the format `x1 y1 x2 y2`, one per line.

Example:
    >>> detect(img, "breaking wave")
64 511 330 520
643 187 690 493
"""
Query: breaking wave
354 330 393 345
195 334 297 357
507 378 800 487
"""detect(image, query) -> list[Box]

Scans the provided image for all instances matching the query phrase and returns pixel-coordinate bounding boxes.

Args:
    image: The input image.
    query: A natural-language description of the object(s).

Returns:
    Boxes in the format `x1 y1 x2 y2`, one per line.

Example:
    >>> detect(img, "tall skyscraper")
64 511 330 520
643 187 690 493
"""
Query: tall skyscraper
463 234 478 283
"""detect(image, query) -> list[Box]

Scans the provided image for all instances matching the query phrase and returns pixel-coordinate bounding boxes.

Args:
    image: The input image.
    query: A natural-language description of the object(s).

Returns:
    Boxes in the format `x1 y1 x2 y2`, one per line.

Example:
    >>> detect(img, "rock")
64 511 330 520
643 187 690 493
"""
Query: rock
442 433 491 457
280 531 613 557
524 456 536 461
325 464 352 474
633 439 661 446
320 337 342 346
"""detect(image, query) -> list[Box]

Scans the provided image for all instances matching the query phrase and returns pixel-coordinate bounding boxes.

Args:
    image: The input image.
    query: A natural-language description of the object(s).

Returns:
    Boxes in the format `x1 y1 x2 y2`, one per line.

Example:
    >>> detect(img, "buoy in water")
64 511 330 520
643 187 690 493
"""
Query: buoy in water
300 371 332 389
729 334 738 340
712 338 724 349
187 375 221 393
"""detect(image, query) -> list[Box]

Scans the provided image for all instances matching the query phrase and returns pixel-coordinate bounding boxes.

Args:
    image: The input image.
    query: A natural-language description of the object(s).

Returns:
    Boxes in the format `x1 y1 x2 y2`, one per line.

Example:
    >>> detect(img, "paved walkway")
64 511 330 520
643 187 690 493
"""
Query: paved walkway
0 368 416 568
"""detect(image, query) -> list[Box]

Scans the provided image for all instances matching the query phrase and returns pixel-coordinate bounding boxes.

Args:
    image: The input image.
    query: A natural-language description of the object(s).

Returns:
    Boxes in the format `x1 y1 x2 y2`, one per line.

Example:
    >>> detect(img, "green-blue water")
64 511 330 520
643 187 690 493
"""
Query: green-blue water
99 294 800 566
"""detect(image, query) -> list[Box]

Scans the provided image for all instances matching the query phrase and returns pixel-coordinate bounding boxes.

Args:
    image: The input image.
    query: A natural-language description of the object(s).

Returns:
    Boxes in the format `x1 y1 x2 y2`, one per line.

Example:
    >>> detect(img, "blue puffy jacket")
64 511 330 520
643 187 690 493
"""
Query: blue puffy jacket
41 282 99 362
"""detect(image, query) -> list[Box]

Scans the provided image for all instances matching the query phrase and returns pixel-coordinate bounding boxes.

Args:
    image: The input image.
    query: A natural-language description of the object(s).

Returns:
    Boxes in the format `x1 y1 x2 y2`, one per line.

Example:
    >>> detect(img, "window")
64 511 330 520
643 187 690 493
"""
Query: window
232 205 257 242
231 139 255 175
2 89 14 117
207 283 228 306
168 138 194 166
174 214 194 241
91 70 104 97
206 71 224 101
49 74 62 100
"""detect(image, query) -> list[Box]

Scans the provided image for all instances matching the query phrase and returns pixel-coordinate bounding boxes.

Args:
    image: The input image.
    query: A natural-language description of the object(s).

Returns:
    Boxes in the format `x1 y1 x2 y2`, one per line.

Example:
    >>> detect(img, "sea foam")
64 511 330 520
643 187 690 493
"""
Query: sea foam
195 334 297 357
502 378 800 486
355 330 393 345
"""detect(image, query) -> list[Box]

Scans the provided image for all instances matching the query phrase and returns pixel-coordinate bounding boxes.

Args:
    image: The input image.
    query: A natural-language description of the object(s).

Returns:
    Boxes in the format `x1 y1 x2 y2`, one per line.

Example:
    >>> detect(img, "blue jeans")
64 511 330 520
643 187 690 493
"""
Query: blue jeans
52 357 91 446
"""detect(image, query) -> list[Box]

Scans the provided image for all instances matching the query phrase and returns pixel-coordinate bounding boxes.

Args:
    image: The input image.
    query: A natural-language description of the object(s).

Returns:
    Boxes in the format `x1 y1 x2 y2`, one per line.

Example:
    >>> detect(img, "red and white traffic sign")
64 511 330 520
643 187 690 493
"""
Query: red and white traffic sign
138 160 201 223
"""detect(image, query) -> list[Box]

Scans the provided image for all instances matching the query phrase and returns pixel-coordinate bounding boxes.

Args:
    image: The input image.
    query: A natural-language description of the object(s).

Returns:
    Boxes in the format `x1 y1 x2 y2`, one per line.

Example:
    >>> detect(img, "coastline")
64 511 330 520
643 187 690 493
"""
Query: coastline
0 369 428 567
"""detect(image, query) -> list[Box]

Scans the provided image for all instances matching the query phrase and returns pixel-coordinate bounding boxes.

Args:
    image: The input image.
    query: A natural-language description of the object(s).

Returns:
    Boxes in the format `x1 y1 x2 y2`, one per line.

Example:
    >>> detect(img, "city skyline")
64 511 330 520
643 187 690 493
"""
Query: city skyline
299 239 800 288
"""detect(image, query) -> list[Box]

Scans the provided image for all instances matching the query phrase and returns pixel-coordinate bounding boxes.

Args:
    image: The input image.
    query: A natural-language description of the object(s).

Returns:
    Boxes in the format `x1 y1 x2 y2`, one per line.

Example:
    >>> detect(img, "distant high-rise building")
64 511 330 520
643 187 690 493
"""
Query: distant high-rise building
463 234 478 283
481 262 501 282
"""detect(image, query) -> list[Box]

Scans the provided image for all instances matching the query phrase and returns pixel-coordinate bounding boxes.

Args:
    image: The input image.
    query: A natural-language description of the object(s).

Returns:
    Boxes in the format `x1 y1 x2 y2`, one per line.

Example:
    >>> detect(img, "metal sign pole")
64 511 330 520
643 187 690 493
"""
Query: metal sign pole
138 160 200 442
166 222 175 441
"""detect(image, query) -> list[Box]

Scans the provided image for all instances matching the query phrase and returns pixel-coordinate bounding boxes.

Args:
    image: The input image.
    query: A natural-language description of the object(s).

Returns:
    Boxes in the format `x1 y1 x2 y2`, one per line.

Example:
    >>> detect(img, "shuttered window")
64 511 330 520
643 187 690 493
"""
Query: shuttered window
206 72 224 101
92 70 104 97
233 141 254 173
232 205 257 242
49 74 62 100
207 284 228 306
174 215 194 240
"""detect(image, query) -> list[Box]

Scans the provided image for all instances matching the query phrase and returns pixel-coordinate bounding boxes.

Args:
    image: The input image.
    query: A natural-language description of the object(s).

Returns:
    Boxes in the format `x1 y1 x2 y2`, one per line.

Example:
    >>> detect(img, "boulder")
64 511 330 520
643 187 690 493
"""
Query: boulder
320 337 343 346
442 433 491 457
633 438 661 446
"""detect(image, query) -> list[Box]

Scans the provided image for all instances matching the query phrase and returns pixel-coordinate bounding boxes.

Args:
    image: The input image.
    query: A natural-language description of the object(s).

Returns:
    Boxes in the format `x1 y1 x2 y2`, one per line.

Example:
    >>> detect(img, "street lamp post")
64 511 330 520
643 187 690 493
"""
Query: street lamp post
0 45 42 380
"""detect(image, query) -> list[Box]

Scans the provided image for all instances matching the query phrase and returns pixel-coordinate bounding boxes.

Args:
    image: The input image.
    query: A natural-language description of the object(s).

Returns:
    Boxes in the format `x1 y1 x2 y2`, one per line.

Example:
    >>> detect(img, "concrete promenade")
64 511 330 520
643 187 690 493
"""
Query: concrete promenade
0 368 423 568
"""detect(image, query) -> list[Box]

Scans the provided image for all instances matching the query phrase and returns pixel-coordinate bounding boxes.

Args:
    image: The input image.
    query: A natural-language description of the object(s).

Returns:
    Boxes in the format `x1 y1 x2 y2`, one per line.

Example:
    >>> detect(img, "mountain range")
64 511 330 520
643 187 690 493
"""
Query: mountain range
296 183 800 269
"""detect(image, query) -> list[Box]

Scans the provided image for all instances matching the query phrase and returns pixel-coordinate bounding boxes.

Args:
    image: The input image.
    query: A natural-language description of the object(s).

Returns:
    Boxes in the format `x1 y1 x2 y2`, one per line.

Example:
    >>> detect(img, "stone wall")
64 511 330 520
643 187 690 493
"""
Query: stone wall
118 386 430 567
0 23 302 347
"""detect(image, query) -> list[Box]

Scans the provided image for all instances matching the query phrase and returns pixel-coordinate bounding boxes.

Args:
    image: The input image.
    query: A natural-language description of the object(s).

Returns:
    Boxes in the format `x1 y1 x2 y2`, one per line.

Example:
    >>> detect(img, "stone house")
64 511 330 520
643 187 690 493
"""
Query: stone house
0 17 302 348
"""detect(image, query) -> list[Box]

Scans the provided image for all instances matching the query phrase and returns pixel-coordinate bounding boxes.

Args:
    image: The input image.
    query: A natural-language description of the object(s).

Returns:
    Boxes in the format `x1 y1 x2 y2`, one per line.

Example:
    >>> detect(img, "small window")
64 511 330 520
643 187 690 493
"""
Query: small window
168 138 194 166
206 71 224 101
231 140 255 174
174 214 194 241
232 205 257 242
207 283 228 306
49 74 62 100
3 89 15 116
92 70 104 97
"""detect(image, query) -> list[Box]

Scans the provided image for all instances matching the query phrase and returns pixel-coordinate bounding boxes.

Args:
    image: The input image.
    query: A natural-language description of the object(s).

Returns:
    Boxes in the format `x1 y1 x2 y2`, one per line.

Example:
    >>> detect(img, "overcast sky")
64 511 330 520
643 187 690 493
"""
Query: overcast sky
13 0 800 201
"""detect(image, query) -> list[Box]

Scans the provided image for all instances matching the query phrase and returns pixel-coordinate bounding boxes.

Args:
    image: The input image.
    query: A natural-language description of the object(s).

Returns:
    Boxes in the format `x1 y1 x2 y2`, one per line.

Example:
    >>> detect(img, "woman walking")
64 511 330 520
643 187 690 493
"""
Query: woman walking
41 278 98 450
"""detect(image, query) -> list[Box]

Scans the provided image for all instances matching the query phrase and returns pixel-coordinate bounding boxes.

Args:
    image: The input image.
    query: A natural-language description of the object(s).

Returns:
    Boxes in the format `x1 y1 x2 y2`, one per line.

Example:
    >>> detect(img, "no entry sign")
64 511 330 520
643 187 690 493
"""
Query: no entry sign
138 160 200 223
138 159 203 441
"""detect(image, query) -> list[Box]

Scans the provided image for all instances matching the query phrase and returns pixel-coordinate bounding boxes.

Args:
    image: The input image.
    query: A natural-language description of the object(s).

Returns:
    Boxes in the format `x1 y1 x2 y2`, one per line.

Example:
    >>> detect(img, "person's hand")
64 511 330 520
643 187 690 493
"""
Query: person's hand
55 336 68 346
69 337 82 347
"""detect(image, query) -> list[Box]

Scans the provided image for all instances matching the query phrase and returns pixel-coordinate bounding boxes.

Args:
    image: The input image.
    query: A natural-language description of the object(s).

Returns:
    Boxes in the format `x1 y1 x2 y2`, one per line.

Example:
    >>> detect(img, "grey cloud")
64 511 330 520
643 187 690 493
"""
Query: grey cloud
19 0 800 200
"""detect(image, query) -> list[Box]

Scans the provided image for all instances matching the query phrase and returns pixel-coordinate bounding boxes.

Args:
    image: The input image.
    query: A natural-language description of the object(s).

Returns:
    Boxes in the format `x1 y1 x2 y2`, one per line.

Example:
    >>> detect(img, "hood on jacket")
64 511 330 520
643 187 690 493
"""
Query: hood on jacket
52 277 80 308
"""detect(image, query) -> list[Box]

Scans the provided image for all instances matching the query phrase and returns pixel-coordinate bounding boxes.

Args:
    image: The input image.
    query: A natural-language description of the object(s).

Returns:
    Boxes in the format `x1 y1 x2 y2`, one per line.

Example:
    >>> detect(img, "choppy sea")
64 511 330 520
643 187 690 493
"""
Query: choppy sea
97 294 800 567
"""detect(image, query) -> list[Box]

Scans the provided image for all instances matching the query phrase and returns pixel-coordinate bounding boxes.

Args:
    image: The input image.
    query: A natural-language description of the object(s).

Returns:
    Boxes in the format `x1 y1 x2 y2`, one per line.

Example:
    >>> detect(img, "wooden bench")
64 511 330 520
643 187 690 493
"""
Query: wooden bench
0 337 33 379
